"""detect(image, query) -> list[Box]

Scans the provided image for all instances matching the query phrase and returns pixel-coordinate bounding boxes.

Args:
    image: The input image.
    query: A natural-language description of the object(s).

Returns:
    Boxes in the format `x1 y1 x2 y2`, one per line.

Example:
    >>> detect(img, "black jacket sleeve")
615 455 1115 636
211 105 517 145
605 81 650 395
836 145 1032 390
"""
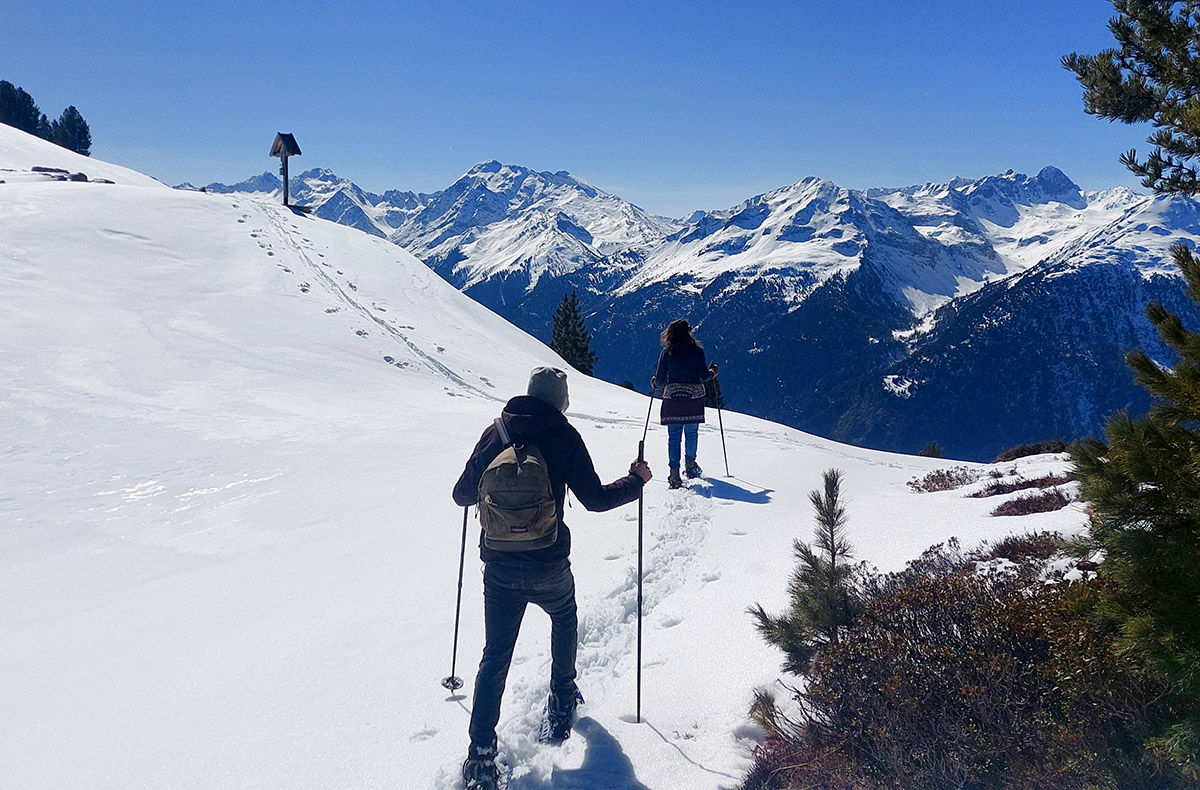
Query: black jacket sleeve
452 425 500 507
562 425 644 512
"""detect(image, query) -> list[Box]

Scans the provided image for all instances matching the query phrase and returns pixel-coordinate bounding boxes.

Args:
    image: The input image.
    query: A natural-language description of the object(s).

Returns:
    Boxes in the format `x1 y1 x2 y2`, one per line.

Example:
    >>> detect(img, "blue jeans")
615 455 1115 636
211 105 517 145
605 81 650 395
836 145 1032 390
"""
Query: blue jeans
468 560 577 750
667 423 699 468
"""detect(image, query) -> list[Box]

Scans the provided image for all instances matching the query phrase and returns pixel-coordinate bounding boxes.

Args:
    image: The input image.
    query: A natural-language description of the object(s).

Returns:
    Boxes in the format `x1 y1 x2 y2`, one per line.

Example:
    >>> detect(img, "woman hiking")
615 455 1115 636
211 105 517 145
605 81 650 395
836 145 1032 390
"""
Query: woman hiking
649 319 718 489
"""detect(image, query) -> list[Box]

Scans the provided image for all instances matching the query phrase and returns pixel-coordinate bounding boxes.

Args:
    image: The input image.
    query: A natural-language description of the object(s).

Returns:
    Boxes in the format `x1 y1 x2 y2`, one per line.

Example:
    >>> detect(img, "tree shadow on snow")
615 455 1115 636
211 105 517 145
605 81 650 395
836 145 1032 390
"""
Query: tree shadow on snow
699 477 773 504
510 717 650 789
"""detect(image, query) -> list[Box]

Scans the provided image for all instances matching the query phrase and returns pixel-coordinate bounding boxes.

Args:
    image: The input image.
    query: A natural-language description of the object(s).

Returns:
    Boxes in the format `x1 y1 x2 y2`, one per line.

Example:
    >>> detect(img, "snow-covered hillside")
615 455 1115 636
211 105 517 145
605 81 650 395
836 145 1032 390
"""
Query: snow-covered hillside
4 126 1087 788
1 126 162 187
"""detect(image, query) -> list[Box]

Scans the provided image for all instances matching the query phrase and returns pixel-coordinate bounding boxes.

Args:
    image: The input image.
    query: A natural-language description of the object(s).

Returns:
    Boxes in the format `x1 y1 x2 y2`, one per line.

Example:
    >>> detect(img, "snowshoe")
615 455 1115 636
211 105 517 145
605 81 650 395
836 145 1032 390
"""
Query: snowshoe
462 742 500 790
538 683 584 744
684 458 703 479
668 468 683 489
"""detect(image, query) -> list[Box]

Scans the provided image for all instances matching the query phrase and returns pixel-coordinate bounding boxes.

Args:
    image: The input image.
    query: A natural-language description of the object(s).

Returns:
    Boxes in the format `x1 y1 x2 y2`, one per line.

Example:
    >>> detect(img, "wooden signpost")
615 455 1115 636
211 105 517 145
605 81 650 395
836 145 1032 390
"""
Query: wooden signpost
269 132 302 207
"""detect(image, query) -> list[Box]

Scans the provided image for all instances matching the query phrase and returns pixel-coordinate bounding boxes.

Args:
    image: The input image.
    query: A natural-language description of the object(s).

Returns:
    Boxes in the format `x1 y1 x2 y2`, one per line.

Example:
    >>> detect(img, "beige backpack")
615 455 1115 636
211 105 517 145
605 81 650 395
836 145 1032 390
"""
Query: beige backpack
478 418 559 551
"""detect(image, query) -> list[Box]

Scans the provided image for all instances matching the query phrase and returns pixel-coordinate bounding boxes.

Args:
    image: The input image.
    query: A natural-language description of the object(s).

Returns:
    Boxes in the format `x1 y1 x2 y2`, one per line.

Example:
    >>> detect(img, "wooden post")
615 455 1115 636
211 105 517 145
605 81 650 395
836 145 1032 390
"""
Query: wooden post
270 133 302 208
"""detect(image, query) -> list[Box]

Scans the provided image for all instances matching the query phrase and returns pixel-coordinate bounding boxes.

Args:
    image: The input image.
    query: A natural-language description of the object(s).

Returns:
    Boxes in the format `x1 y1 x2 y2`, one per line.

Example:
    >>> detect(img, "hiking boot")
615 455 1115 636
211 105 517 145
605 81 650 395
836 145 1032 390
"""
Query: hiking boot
462 742 499 790
668 467 683 489
684 457 703 478
545 683 582 742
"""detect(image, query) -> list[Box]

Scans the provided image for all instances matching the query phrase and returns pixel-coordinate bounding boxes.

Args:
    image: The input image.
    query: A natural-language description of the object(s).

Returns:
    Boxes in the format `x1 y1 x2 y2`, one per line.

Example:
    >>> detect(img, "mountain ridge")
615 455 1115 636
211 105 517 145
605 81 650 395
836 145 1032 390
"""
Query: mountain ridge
191 161 1200 460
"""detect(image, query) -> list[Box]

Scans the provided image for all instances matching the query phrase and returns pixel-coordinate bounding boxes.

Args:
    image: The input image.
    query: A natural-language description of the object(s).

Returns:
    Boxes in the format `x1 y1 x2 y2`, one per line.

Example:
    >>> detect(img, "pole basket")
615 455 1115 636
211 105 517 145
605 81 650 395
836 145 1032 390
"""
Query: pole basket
441 675 464 691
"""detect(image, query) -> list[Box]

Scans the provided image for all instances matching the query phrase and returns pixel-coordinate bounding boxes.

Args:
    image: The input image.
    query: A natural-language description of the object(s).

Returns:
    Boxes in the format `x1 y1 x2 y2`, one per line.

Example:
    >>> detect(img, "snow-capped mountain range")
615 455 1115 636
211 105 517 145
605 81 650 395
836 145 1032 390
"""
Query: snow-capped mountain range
195 162 1200 461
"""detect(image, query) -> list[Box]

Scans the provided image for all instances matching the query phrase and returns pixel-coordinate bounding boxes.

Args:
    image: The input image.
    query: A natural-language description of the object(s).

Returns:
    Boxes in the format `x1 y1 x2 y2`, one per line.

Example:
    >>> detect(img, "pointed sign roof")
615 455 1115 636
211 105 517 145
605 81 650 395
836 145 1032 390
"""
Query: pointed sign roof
270 133 301 158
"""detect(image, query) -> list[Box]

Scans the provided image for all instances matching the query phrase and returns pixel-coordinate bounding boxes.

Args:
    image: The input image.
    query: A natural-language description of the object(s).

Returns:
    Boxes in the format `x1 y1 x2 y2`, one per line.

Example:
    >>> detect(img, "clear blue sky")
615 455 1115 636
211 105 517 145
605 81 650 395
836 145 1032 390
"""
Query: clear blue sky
2 0 1152 217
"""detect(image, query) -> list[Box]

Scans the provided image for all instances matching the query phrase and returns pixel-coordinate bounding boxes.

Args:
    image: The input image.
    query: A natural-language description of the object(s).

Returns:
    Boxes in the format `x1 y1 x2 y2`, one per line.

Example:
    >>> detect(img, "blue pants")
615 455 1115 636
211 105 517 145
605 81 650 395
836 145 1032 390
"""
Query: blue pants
468 559 577 750
667 423 699 468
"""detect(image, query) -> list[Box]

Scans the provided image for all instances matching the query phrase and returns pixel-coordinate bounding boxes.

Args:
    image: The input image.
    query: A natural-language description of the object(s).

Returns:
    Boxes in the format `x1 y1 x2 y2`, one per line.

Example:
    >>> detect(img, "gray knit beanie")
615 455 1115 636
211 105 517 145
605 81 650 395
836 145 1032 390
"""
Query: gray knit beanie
527 366 569 412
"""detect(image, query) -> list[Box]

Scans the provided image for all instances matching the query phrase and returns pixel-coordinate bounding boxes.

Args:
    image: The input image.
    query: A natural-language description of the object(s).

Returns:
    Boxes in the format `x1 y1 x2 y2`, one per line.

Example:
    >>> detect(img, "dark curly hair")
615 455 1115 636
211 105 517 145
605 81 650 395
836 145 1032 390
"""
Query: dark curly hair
660 318 701 352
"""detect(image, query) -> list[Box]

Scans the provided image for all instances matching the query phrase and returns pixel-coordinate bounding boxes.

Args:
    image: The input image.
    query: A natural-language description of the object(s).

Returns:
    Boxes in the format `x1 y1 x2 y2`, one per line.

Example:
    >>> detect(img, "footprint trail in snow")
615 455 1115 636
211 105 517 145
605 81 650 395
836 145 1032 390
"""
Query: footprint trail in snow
431 479 716 788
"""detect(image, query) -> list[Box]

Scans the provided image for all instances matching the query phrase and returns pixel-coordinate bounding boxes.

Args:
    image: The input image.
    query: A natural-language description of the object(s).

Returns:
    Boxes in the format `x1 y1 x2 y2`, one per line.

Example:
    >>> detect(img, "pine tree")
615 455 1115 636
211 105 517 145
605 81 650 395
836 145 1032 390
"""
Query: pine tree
749 469 858 675
548 291 597 376
53 105 91 156
0 80 45 136
1063 1 1200 195
0 83 91 154
1065 3 1200 774
1072 245 1200 776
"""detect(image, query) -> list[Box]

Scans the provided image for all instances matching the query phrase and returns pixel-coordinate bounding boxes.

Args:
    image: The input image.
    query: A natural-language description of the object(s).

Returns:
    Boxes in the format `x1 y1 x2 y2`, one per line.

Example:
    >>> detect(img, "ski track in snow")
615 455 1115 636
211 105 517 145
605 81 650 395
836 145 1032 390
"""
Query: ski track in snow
258 205 497 402
430 481 714 789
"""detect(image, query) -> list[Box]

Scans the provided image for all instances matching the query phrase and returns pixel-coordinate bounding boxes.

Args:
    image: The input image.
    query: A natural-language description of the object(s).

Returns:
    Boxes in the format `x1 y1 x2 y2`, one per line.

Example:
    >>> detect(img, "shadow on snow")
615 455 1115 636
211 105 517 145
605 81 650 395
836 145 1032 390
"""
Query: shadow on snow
511 717 651 790
698 477 773 504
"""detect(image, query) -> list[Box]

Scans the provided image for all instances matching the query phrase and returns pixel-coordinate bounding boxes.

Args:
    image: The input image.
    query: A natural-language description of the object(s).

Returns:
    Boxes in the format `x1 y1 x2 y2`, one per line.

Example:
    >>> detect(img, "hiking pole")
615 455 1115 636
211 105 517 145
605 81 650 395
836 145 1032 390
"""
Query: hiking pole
717 402 730 477
636 436 645 724
441 506 469 692
712 365 730 476
641 386 654 445
635 385 654 722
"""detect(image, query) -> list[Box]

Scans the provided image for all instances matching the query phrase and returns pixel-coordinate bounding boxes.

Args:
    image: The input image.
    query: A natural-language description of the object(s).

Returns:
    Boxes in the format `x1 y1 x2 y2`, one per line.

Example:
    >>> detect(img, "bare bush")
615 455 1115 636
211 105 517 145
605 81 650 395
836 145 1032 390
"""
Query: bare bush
991 488 1072 517
969 473 1073 499
992 439 1068 463
742 537 1189 789
907 466 981 493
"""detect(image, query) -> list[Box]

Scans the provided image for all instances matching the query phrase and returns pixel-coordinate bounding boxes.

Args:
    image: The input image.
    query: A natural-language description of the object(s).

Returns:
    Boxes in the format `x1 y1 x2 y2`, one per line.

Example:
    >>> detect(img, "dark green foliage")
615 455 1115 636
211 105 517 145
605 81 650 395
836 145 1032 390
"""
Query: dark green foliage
1065 7 1200 771
992 439 1068 462
1063 1 1200 195
548 291 597 376
742 537 1191 790
1071 243 1200 776
52 105 91 156
0 80 91 156
749 469 859 676
918 441 942 458
0 80 47 135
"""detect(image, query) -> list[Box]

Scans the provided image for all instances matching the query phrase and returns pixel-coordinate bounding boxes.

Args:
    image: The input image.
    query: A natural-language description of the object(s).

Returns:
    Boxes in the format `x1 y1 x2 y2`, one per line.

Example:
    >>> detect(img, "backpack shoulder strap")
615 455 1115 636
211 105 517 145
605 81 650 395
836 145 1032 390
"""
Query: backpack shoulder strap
494 416 512 447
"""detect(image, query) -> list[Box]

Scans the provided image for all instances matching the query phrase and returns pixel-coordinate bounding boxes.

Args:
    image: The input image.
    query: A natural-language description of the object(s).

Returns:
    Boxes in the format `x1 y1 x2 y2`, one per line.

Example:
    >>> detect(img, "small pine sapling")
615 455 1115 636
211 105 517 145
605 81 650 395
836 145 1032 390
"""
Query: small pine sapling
749 469 859 675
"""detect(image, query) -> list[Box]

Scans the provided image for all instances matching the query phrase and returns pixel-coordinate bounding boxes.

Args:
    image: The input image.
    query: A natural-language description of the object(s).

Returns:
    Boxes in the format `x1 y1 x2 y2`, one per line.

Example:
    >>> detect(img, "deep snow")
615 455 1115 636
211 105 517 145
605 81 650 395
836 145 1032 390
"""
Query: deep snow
0 126 1086 789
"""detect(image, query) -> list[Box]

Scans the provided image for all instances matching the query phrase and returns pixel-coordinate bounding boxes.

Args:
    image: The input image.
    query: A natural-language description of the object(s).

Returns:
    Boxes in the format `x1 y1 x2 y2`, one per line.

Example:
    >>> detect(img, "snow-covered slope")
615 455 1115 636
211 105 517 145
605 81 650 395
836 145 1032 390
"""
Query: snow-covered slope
0 126 162 187
2 125 1087 788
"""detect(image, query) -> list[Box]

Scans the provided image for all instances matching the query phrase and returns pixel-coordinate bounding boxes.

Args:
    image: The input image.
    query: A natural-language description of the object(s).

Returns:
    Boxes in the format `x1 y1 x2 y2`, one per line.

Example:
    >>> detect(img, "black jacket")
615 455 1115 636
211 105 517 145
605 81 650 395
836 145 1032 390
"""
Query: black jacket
654 344 713 388
453 395 644 565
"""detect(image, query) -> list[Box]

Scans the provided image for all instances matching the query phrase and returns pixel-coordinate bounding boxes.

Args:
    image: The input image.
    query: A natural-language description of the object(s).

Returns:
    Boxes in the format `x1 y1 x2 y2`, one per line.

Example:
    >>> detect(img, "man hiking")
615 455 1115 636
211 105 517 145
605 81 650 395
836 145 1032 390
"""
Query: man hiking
452 366 652 790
